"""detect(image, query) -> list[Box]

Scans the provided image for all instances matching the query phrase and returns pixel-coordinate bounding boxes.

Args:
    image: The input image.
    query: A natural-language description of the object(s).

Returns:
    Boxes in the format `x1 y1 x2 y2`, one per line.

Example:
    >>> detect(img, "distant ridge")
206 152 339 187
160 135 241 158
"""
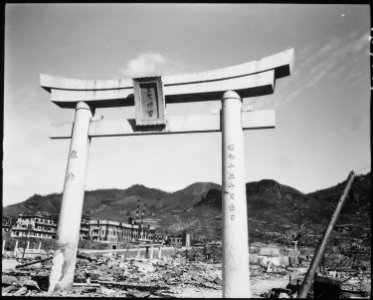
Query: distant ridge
3 173 370 245
3 182 219 220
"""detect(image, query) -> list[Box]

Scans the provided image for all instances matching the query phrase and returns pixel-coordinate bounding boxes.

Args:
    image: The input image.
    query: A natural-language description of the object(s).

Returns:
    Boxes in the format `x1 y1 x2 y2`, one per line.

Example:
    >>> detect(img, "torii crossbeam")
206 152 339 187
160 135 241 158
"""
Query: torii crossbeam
41 48 294 297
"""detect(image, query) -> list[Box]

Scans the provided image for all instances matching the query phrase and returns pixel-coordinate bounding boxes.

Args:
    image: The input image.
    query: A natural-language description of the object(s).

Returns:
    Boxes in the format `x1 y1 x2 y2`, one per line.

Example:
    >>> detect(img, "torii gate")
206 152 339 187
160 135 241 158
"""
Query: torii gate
41 48 294 297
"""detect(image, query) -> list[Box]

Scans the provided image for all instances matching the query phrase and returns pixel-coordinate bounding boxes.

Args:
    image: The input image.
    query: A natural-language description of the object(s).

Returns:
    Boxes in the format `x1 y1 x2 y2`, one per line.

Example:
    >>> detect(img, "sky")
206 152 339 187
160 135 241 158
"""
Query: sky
3 4 371 207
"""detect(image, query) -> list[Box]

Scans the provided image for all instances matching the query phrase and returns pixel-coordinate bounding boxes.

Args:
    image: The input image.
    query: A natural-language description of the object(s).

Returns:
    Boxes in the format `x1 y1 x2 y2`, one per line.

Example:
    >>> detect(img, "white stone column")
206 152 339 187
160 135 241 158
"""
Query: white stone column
38 242 42 251
48 102 93 293
150 245 154 260
158 246 162 259
13 240 18 256
221 90 250 298
2 240 5 252
137 245 141 258
293 241 298 254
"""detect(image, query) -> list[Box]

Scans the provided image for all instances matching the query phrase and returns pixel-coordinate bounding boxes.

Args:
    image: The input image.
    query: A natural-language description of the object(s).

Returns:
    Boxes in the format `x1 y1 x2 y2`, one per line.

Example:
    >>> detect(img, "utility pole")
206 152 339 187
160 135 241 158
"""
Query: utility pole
298 171 355 298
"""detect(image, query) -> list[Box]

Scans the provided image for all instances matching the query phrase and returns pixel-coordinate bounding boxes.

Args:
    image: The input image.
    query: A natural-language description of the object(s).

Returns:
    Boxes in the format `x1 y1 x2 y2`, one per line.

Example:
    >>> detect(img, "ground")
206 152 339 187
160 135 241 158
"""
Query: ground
2 245 371 298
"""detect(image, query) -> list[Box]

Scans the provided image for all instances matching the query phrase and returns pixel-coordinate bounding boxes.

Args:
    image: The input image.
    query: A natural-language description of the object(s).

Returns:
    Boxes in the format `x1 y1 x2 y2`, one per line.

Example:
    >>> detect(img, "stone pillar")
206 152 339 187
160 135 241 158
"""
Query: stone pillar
137 245 141 258
150 245 154 260
158 246 162 259
38 242 42 251
48 102 93 293
26 241 30 257
293 240 298 260
13 240 19 256
221 90 250 298
2 240 5 252
185 233 191 248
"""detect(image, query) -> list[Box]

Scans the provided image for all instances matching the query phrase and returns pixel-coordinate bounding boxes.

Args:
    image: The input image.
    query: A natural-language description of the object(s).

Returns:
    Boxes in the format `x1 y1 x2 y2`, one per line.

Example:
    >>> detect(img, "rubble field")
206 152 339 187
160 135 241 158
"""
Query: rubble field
2 246 371 298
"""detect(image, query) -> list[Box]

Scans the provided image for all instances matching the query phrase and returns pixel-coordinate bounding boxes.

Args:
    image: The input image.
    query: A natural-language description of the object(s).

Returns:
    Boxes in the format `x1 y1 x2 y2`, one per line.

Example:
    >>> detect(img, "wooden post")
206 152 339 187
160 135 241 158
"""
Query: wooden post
221 90 250 298
298 171 355 298
48 101 93 293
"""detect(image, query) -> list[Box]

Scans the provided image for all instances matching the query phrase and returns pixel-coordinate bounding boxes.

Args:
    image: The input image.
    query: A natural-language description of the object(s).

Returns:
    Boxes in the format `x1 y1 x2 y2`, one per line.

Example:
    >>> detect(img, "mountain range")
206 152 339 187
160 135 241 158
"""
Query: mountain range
3 172 370 246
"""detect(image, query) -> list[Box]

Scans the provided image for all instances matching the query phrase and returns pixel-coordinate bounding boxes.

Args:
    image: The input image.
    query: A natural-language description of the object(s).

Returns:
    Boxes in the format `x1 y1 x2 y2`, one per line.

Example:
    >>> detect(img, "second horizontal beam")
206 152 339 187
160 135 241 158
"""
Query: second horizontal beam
50 110 275 139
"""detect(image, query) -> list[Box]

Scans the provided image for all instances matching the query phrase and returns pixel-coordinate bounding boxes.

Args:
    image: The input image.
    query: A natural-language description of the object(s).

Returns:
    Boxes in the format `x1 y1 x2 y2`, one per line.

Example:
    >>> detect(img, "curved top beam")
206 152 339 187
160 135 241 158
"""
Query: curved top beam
41 49 294 91
41 48 294 108
50 70 274 108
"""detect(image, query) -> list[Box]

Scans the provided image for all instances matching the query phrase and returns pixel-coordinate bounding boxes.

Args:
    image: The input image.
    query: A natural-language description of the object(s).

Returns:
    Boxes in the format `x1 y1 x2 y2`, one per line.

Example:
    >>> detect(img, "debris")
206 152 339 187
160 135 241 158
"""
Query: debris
2 241 370 298
73 282 100 287
100 286 117 296
2 259 18 270
77 252 98 262
13 286 28 296
2 274 20 286
131 260 156 273
213 277 222 285
278 292 291 298
81 286 98 293
15 257 52 269
23 279 41 291
127 289 151 298
313 275 341 300
31 274 50 291
266 288 292 298
2 285 19 294
285 276 301 296
98 280 170 292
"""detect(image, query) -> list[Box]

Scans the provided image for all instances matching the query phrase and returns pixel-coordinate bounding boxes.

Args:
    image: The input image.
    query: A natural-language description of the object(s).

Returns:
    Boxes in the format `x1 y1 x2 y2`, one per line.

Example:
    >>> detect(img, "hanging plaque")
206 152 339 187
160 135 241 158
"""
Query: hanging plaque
133 76 166 126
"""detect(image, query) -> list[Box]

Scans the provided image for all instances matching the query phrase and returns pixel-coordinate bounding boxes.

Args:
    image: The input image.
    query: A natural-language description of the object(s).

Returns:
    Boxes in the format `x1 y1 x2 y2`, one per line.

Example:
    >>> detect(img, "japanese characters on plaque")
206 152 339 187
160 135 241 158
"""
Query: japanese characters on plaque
226 143 236 221
133 77 166 126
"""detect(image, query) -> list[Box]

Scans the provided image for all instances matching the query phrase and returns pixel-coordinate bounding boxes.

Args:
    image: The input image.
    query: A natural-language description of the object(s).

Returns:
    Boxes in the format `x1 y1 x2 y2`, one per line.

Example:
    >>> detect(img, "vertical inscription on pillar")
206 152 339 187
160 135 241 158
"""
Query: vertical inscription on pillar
66 172 75 181
226 144 236 221
69 150 78 159
133 77 166 126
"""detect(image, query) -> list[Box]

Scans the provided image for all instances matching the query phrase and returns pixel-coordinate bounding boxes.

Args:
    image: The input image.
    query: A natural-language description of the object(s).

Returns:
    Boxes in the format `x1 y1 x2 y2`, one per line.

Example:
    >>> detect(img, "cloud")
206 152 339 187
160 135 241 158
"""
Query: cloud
120 52 168 77
352 32 370 53
265 29 370 109
251 29 369 110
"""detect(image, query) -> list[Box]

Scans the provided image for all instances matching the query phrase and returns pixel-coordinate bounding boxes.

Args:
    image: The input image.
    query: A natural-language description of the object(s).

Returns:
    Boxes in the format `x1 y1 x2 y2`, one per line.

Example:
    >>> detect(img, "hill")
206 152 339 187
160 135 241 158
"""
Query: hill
3 172 370 246
174 172 371 244
3 182 218 222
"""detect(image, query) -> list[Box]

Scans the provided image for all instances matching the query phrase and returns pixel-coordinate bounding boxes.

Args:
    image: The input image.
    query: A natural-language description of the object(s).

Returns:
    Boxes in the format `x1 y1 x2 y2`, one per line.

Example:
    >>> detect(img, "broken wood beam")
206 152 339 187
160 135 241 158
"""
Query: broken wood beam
73 283 100 287
77 253 98 262
298 171 356 298
98 280 170 292
15 257 52 269
15 252 95 269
